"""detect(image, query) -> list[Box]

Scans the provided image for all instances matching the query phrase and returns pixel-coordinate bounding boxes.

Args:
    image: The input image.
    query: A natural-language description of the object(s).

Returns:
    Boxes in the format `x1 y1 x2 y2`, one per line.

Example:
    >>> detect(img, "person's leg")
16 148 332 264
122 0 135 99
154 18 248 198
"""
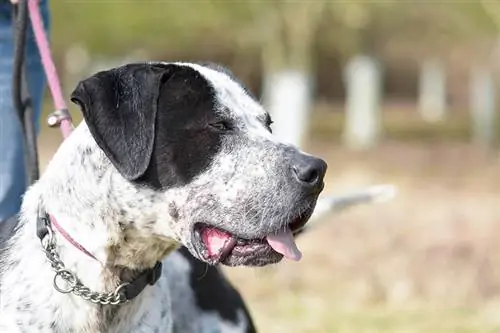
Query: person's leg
0 0 50 222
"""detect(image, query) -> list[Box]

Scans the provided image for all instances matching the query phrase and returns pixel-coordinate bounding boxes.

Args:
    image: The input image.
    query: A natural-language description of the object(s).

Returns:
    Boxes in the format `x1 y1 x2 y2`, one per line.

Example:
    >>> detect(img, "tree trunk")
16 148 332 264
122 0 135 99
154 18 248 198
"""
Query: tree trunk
260 1 325 147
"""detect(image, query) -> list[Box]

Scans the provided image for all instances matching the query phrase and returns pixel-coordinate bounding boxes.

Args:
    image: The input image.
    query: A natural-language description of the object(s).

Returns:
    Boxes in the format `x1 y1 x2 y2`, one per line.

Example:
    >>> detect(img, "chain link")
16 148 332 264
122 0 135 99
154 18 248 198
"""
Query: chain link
40 224 128 305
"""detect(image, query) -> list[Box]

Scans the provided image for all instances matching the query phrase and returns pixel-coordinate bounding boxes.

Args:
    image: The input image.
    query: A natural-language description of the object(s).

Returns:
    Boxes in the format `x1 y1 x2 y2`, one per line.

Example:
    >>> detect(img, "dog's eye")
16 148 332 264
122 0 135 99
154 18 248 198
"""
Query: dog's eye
210 120 232 131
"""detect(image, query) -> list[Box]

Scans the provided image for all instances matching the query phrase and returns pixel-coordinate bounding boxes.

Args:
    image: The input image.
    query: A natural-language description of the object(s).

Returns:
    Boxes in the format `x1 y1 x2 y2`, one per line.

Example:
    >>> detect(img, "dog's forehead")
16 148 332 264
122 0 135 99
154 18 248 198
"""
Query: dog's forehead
178 62 267 120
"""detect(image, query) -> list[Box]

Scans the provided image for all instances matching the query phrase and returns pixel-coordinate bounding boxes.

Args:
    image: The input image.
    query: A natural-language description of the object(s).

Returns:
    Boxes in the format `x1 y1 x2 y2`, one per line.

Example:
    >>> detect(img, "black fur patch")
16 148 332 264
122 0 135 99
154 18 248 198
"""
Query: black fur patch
71 63 223 190
138 64 223 189
178 246 257 333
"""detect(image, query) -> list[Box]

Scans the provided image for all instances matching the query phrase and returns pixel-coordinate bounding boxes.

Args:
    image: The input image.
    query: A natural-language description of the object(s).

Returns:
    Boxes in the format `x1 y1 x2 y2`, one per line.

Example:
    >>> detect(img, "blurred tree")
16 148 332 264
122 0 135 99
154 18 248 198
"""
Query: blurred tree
51 1 499 61
50 0 500 110
247 0 326 146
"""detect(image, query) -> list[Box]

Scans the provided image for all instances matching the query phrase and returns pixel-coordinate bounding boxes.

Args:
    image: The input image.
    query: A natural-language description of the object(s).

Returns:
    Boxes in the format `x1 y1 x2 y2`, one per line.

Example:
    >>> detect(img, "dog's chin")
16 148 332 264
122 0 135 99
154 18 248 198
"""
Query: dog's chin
189 204 315 267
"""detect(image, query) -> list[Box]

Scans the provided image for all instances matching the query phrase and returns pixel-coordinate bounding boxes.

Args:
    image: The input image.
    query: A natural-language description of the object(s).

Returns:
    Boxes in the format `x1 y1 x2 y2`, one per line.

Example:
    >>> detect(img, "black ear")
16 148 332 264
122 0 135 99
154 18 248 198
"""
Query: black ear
70 63 175 180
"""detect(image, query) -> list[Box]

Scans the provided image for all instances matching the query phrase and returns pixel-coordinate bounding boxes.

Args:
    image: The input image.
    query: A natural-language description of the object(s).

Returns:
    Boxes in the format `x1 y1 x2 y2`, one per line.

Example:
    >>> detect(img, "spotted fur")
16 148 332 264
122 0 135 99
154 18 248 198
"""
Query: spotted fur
0 62 326 332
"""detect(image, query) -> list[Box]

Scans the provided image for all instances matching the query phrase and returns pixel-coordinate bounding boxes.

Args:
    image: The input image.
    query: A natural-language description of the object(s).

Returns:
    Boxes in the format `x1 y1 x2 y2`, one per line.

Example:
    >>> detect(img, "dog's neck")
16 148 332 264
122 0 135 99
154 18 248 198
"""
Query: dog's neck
0 124 176 332
22 124 179 285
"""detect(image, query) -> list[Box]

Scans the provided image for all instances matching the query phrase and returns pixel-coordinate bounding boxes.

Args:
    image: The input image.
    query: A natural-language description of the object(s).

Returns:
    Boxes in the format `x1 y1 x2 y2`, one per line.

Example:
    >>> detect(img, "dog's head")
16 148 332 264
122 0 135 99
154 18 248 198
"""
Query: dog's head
71 62 327 267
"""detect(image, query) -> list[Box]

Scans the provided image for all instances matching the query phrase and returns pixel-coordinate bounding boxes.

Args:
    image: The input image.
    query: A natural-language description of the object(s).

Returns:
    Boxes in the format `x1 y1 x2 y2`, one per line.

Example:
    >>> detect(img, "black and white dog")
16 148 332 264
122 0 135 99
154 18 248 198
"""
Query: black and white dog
0 61 327 333
0 61 395 333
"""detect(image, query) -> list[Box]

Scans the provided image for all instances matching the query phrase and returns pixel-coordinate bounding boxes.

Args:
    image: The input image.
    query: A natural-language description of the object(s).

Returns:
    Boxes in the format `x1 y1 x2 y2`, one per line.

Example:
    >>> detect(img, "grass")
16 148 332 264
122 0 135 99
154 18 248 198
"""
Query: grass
252 307 499 333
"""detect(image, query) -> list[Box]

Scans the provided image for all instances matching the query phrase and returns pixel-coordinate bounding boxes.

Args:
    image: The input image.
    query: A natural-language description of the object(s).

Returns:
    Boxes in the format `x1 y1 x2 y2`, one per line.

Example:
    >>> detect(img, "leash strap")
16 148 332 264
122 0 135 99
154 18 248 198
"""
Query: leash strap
12 0 40 186
27 0 74 139
14 0 46 262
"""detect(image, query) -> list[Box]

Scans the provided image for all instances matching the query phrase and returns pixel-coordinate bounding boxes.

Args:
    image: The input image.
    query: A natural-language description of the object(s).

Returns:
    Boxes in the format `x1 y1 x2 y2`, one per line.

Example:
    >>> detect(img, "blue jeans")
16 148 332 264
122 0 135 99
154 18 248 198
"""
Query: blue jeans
0 0 50 222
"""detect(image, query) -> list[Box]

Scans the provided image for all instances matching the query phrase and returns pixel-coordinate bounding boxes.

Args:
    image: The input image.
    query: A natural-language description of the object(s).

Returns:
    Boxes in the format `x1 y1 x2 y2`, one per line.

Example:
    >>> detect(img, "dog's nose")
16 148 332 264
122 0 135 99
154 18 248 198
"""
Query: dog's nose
292 155 327 189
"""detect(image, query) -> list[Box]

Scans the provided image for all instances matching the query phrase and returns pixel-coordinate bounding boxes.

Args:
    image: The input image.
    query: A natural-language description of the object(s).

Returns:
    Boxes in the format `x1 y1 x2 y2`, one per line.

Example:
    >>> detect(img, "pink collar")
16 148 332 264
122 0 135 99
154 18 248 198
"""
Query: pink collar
49 215 99 262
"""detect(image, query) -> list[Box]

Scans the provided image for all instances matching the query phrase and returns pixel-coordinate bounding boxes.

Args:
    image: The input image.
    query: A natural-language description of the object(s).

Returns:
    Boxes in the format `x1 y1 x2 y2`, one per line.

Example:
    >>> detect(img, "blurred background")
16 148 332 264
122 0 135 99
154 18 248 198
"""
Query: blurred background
38 1 500 332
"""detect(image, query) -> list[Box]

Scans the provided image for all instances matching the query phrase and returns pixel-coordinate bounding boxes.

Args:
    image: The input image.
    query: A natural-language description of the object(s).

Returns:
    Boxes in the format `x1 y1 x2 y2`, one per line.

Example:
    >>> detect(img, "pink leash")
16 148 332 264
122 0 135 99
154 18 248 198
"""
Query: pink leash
28 0 74 139
27 0 97 260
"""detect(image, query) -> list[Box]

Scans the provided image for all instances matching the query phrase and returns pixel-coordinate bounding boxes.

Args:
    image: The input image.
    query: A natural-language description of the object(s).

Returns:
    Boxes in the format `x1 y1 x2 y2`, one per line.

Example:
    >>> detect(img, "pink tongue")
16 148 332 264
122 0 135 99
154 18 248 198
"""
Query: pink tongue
266 229 302 261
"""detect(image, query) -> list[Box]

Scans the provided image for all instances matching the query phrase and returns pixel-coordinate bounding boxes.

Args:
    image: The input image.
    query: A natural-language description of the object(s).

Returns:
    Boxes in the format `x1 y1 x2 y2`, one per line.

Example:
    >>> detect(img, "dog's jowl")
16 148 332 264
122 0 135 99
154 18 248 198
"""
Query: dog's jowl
0 62 326 333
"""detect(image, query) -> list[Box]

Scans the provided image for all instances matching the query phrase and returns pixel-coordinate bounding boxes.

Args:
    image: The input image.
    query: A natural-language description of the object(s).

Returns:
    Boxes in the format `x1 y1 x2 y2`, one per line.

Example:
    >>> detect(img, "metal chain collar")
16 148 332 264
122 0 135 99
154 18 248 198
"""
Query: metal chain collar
40 221 129 305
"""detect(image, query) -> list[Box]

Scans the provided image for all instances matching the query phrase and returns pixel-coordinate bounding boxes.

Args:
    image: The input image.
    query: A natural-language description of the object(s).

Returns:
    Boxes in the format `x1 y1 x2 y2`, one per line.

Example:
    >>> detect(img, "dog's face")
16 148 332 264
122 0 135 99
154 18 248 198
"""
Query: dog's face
71 62 327 267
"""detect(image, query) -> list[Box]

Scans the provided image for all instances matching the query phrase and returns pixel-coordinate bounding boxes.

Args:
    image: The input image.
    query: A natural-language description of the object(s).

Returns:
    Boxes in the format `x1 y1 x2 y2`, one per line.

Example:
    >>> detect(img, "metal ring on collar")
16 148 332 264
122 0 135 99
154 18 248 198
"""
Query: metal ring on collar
53 269 77 294
113 282 130 301
112 282 130 304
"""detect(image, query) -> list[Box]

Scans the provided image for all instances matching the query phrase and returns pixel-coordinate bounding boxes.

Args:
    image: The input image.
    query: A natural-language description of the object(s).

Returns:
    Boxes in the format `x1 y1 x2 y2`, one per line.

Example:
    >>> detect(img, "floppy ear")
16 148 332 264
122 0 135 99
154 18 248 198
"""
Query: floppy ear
70 63 175 180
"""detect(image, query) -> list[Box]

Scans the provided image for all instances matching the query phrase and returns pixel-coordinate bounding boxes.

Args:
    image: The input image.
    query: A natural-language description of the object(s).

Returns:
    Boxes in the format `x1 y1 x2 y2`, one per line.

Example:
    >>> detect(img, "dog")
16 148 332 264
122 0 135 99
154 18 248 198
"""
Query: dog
0 61 328 332
0 61 396 332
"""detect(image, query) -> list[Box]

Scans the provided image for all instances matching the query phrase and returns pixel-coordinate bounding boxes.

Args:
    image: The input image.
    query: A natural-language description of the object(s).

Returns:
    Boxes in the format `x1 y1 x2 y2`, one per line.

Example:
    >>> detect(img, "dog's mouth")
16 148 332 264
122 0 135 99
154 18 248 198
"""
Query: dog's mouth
192 206 314 266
